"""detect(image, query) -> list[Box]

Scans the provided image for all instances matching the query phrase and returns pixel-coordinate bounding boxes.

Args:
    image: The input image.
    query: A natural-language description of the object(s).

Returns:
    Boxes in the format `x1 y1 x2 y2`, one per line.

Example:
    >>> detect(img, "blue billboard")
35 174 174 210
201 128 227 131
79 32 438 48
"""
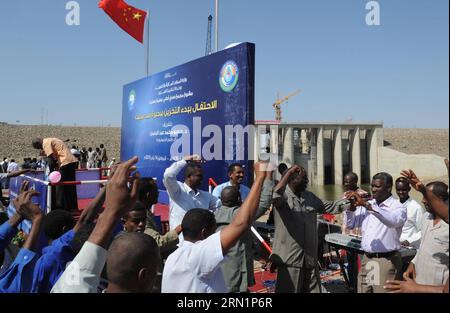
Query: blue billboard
121 43 255 190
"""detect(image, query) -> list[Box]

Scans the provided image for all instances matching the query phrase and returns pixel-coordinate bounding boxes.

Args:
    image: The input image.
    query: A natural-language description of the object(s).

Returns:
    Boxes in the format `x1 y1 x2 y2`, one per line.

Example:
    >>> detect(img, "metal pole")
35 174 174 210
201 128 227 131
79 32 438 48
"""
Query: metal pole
215 0 219 52
47 185 52 214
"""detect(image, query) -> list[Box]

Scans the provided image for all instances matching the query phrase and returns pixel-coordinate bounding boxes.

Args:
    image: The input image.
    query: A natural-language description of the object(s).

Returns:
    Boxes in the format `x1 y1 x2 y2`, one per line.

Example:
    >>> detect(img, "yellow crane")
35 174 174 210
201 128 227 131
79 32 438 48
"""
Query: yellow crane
272 89 301 122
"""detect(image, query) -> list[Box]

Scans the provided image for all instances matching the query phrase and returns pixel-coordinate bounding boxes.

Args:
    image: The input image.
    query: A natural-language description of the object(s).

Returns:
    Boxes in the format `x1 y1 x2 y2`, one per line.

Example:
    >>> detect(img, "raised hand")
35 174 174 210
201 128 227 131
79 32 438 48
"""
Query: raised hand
254 161 276 178
13 181 42 222
19 180 30 194
273 164 302 194
400 169 425 193
287 165 301 175
88 157 141 249
344 191 366 211
104 156 140 218
13 182 44 252
7 181 30 227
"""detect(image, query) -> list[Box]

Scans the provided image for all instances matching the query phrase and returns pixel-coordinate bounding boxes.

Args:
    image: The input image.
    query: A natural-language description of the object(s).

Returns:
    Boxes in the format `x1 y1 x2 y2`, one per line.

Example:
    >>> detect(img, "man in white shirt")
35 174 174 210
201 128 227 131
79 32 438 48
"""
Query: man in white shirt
87 147 97 169
107 158 116 176
6 160 19 173
395 177 425 249
345 172 407 293
161 162 271 293
163 155 218 231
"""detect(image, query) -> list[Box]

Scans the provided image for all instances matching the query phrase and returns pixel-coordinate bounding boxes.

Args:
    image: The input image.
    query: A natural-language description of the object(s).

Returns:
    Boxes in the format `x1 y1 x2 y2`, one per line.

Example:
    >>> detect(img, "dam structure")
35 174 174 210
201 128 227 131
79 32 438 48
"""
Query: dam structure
254 121 384 186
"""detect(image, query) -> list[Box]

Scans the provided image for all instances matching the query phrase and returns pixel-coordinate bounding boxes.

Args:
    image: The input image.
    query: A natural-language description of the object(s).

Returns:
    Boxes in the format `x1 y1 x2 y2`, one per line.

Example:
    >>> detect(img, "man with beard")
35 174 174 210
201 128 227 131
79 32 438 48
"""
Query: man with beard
213 163 250 206
345 172 407 293
270 165 347 293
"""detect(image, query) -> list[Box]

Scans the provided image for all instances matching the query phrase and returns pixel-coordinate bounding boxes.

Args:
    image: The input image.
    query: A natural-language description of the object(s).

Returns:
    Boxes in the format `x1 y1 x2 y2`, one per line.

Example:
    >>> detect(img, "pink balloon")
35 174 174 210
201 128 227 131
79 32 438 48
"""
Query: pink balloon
49 171 61 184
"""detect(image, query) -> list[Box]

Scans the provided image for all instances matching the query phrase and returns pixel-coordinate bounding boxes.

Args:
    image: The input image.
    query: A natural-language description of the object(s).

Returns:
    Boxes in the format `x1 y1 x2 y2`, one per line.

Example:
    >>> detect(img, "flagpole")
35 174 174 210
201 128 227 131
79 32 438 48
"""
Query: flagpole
215 0 219 52
145 10 150 76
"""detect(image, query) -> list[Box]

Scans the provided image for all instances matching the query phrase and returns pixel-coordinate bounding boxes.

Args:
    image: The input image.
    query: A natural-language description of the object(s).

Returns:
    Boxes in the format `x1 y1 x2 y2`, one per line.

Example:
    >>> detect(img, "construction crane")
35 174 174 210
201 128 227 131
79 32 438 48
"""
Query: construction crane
205 15 213 56
272 89 301 122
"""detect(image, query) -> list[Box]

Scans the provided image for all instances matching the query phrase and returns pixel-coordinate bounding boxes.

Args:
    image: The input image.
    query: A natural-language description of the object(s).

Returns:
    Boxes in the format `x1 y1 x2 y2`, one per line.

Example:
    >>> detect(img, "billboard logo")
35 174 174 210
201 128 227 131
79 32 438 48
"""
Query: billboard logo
219 61 239 92
128 90 136 111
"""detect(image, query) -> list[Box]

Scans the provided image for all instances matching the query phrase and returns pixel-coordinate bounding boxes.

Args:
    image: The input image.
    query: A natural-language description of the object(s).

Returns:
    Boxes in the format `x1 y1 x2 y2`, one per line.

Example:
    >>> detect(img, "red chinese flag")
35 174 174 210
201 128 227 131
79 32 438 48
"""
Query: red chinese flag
99 0 147 43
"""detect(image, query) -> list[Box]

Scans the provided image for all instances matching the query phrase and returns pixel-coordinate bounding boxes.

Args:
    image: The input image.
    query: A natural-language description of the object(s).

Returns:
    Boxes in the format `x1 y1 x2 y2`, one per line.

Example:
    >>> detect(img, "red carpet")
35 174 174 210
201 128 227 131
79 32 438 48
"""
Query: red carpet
249 268 277 293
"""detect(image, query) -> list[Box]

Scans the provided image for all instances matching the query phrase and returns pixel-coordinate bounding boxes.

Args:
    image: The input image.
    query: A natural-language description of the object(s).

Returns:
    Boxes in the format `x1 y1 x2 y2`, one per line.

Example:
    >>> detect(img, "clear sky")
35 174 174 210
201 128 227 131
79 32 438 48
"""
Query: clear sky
0 0 448 128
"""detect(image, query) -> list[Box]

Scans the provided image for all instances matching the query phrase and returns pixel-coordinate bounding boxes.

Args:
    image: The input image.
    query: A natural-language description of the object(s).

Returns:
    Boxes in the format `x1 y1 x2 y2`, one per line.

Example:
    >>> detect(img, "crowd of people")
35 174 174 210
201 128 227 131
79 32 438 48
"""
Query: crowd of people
0 137 448 293
4 139 114 212
69 143 113 169
1 143 113 173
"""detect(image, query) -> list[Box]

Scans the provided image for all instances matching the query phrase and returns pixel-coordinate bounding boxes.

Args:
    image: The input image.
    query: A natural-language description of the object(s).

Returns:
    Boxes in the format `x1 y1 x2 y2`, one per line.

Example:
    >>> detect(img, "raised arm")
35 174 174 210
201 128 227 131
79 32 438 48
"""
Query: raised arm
344 191 369 230
13 189 44 252
345 191 406 228
273 165 299 195
74 187 106 232
318 198 350 215
220 162 269 255
163 158 189 199
255 171 274 220
88 157 140 249
73 165 119 232
401 169 449 224
371 204 407 228
272 165 301 209
0 182 31 251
